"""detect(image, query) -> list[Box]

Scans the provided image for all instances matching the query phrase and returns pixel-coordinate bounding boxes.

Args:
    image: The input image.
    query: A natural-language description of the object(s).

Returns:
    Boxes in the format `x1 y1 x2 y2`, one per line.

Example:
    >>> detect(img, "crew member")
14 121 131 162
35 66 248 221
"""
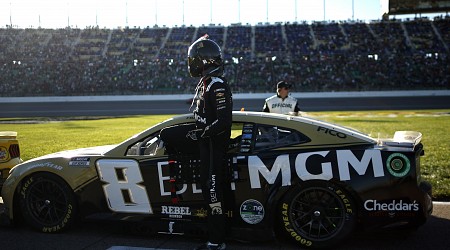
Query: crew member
188 35 232 250
262 81 300 115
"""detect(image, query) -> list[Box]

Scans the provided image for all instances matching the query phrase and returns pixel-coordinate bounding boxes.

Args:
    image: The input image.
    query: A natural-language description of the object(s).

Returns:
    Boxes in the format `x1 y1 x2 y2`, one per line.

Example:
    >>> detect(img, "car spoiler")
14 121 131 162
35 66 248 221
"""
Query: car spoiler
382 131 422 149
0 131 17 139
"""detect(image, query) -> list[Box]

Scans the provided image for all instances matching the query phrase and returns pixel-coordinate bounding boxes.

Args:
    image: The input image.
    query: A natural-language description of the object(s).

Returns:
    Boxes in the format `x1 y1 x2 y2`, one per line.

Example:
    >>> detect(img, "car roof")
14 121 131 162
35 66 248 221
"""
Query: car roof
107 111 377 155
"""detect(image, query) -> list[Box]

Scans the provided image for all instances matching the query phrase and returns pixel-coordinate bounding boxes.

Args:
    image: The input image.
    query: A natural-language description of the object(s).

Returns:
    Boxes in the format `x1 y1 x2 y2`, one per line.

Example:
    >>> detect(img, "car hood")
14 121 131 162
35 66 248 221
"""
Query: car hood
30 145 117 161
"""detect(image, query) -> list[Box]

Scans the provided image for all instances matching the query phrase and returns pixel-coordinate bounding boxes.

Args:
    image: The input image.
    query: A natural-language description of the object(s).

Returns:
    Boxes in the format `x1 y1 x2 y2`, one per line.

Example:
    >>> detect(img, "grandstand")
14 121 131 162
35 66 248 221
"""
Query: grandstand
0 16 449 97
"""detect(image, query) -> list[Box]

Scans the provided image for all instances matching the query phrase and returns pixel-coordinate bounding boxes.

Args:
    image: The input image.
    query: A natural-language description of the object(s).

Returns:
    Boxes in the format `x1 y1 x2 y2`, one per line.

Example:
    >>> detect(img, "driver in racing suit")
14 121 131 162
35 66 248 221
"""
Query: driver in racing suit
188 35 232 250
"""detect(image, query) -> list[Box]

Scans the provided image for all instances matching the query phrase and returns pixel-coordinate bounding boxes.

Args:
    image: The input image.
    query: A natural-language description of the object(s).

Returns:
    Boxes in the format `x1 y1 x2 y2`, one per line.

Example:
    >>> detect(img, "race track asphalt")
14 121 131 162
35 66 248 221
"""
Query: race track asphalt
1 94 450 118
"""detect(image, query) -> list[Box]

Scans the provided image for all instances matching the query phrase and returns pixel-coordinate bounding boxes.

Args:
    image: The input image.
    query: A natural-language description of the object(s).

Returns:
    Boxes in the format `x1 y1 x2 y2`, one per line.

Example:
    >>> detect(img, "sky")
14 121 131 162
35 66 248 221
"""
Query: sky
0 0 435 29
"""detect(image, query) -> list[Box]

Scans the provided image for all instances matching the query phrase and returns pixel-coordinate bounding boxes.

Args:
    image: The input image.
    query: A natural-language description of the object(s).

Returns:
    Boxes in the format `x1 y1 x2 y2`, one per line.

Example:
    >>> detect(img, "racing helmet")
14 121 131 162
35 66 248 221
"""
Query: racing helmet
188 35 223 77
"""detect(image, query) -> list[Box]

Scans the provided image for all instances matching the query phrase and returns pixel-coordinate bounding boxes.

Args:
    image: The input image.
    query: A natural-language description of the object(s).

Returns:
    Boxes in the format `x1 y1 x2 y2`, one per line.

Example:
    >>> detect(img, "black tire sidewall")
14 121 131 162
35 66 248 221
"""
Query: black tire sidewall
278 181 357 248
19 173 77 233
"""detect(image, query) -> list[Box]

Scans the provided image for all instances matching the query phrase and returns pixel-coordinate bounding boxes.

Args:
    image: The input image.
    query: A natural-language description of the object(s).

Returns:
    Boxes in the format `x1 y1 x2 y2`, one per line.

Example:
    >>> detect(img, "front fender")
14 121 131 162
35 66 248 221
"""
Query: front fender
1 159 98 221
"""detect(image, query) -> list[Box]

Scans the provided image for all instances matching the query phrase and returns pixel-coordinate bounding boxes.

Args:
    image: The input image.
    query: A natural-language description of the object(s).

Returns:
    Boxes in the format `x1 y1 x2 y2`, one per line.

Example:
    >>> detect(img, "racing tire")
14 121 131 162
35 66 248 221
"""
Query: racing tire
19 173 77 233
277 181 357 249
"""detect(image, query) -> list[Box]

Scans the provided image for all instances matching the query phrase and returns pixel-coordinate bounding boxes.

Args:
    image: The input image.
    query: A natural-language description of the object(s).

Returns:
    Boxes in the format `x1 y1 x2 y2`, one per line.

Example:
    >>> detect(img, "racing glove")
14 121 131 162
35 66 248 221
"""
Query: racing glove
186 126 211 140
186 129 204 141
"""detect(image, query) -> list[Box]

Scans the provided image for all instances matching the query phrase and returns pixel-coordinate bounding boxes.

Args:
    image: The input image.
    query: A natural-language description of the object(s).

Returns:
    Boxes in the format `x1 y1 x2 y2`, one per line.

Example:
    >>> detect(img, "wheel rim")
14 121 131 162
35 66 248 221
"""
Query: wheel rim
26 178 69 225
289 186 346 241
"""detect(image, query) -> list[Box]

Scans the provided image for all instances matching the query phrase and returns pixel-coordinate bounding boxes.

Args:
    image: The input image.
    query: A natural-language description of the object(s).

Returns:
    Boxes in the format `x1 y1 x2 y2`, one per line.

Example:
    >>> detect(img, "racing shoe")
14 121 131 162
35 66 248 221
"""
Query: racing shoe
194 242 226 250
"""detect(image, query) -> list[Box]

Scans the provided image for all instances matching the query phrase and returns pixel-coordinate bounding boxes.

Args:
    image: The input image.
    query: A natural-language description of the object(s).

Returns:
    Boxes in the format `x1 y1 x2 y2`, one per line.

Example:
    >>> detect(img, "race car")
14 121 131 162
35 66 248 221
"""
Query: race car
0 131 22 190
1 112 432 248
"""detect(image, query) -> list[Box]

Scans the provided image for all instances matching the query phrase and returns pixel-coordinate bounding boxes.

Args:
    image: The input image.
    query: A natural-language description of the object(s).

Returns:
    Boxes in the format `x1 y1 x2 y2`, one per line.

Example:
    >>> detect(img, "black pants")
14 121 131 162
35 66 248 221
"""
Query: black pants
198 132 229 244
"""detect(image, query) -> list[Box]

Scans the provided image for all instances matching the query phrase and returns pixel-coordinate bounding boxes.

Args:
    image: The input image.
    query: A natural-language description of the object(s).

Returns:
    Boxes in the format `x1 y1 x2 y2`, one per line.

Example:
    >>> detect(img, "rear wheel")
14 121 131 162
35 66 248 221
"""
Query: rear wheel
277 181 357 248
19 173 77 233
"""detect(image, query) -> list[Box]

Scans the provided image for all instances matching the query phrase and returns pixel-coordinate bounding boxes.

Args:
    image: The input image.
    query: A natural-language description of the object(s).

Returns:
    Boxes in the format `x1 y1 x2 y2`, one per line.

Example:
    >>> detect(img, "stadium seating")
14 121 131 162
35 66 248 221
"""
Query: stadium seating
0 17 448 96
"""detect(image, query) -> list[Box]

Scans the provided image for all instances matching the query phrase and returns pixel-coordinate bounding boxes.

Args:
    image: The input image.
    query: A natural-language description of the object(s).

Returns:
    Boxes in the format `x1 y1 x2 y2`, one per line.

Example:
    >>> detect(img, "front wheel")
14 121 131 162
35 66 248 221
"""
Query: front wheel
19 173 77 233
277 181 357 248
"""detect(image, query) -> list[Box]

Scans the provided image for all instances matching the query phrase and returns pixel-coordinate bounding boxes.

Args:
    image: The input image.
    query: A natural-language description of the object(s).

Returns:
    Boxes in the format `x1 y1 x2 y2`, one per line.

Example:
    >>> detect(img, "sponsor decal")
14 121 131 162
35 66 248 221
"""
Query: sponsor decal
0 146 10 162
364 200 419 212
367 210 418 218
248 150 385 189
317 126 347 139
95 149 405 215
240 199 264 224
194 208 208 218
193 207 233 218
161 206 191 218
386 153 411 177
69 157 90 167
209 202 223 215
157 161 203 196
158 221 184 235
168 221 175 234
209 174 218 203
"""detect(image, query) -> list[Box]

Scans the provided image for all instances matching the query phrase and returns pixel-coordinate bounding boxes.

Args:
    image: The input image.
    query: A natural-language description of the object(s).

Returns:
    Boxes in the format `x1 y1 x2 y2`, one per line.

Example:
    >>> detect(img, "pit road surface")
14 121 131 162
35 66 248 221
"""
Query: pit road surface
0 202 448 250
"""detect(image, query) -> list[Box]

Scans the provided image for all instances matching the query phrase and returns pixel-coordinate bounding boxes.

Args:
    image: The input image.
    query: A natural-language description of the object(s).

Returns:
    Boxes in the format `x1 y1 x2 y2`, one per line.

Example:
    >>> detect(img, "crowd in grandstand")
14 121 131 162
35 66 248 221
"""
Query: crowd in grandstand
0 16 449 97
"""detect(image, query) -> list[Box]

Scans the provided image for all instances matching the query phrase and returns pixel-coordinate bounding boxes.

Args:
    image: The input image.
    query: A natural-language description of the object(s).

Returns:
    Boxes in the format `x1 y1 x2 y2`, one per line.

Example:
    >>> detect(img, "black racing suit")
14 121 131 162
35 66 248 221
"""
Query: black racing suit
193 75 232 244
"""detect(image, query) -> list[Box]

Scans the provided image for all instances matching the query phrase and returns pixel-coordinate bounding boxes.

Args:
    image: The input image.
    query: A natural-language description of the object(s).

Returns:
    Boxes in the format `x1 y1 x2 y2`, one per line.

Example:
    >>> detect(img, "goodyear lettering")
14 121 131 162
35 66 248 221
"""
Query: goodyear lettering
42 204 73 232
281 203 313 247
249 149 385 189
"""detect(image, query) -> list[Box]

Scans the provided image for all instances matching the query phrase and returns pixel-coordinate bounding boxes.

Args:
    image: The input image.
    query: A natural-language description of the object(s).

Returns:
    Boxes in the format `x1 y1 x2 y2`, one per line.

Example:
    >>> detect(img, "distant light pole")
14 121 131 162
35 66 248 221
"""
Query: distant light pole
67 2 70 27
266 0 269 23
238 0 241 23
155 0 158 26
352 0 355 21
323 0 326 21
295 0 298 22
9 2 12 27
126 0 128 27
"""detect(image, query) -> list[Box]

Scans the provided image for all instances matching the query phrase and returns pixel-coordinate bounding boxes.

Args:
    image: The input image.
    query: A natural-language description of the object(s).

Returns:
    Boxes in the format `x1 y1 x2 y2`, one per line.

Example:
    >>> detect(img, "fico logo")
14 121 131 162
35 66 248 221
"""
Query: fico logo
248 149 385 189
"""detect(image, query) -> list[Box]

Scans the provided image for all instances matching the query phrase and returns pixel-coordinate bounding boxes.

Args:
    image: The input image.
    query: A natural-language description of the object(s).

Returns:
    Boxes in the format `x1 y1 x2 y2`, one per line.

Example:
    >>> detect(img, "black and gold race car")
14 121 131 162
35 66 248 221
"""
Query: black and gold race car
1 112 432 248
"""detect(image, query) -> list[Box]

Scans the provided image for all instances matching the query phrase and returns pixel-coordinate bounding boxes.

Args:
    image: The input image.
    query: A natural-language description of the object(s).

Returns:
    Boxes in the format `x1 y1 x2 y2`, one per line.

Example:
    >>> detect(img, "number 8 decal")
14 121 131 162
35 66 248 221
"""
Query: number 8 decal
96 159 153 214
